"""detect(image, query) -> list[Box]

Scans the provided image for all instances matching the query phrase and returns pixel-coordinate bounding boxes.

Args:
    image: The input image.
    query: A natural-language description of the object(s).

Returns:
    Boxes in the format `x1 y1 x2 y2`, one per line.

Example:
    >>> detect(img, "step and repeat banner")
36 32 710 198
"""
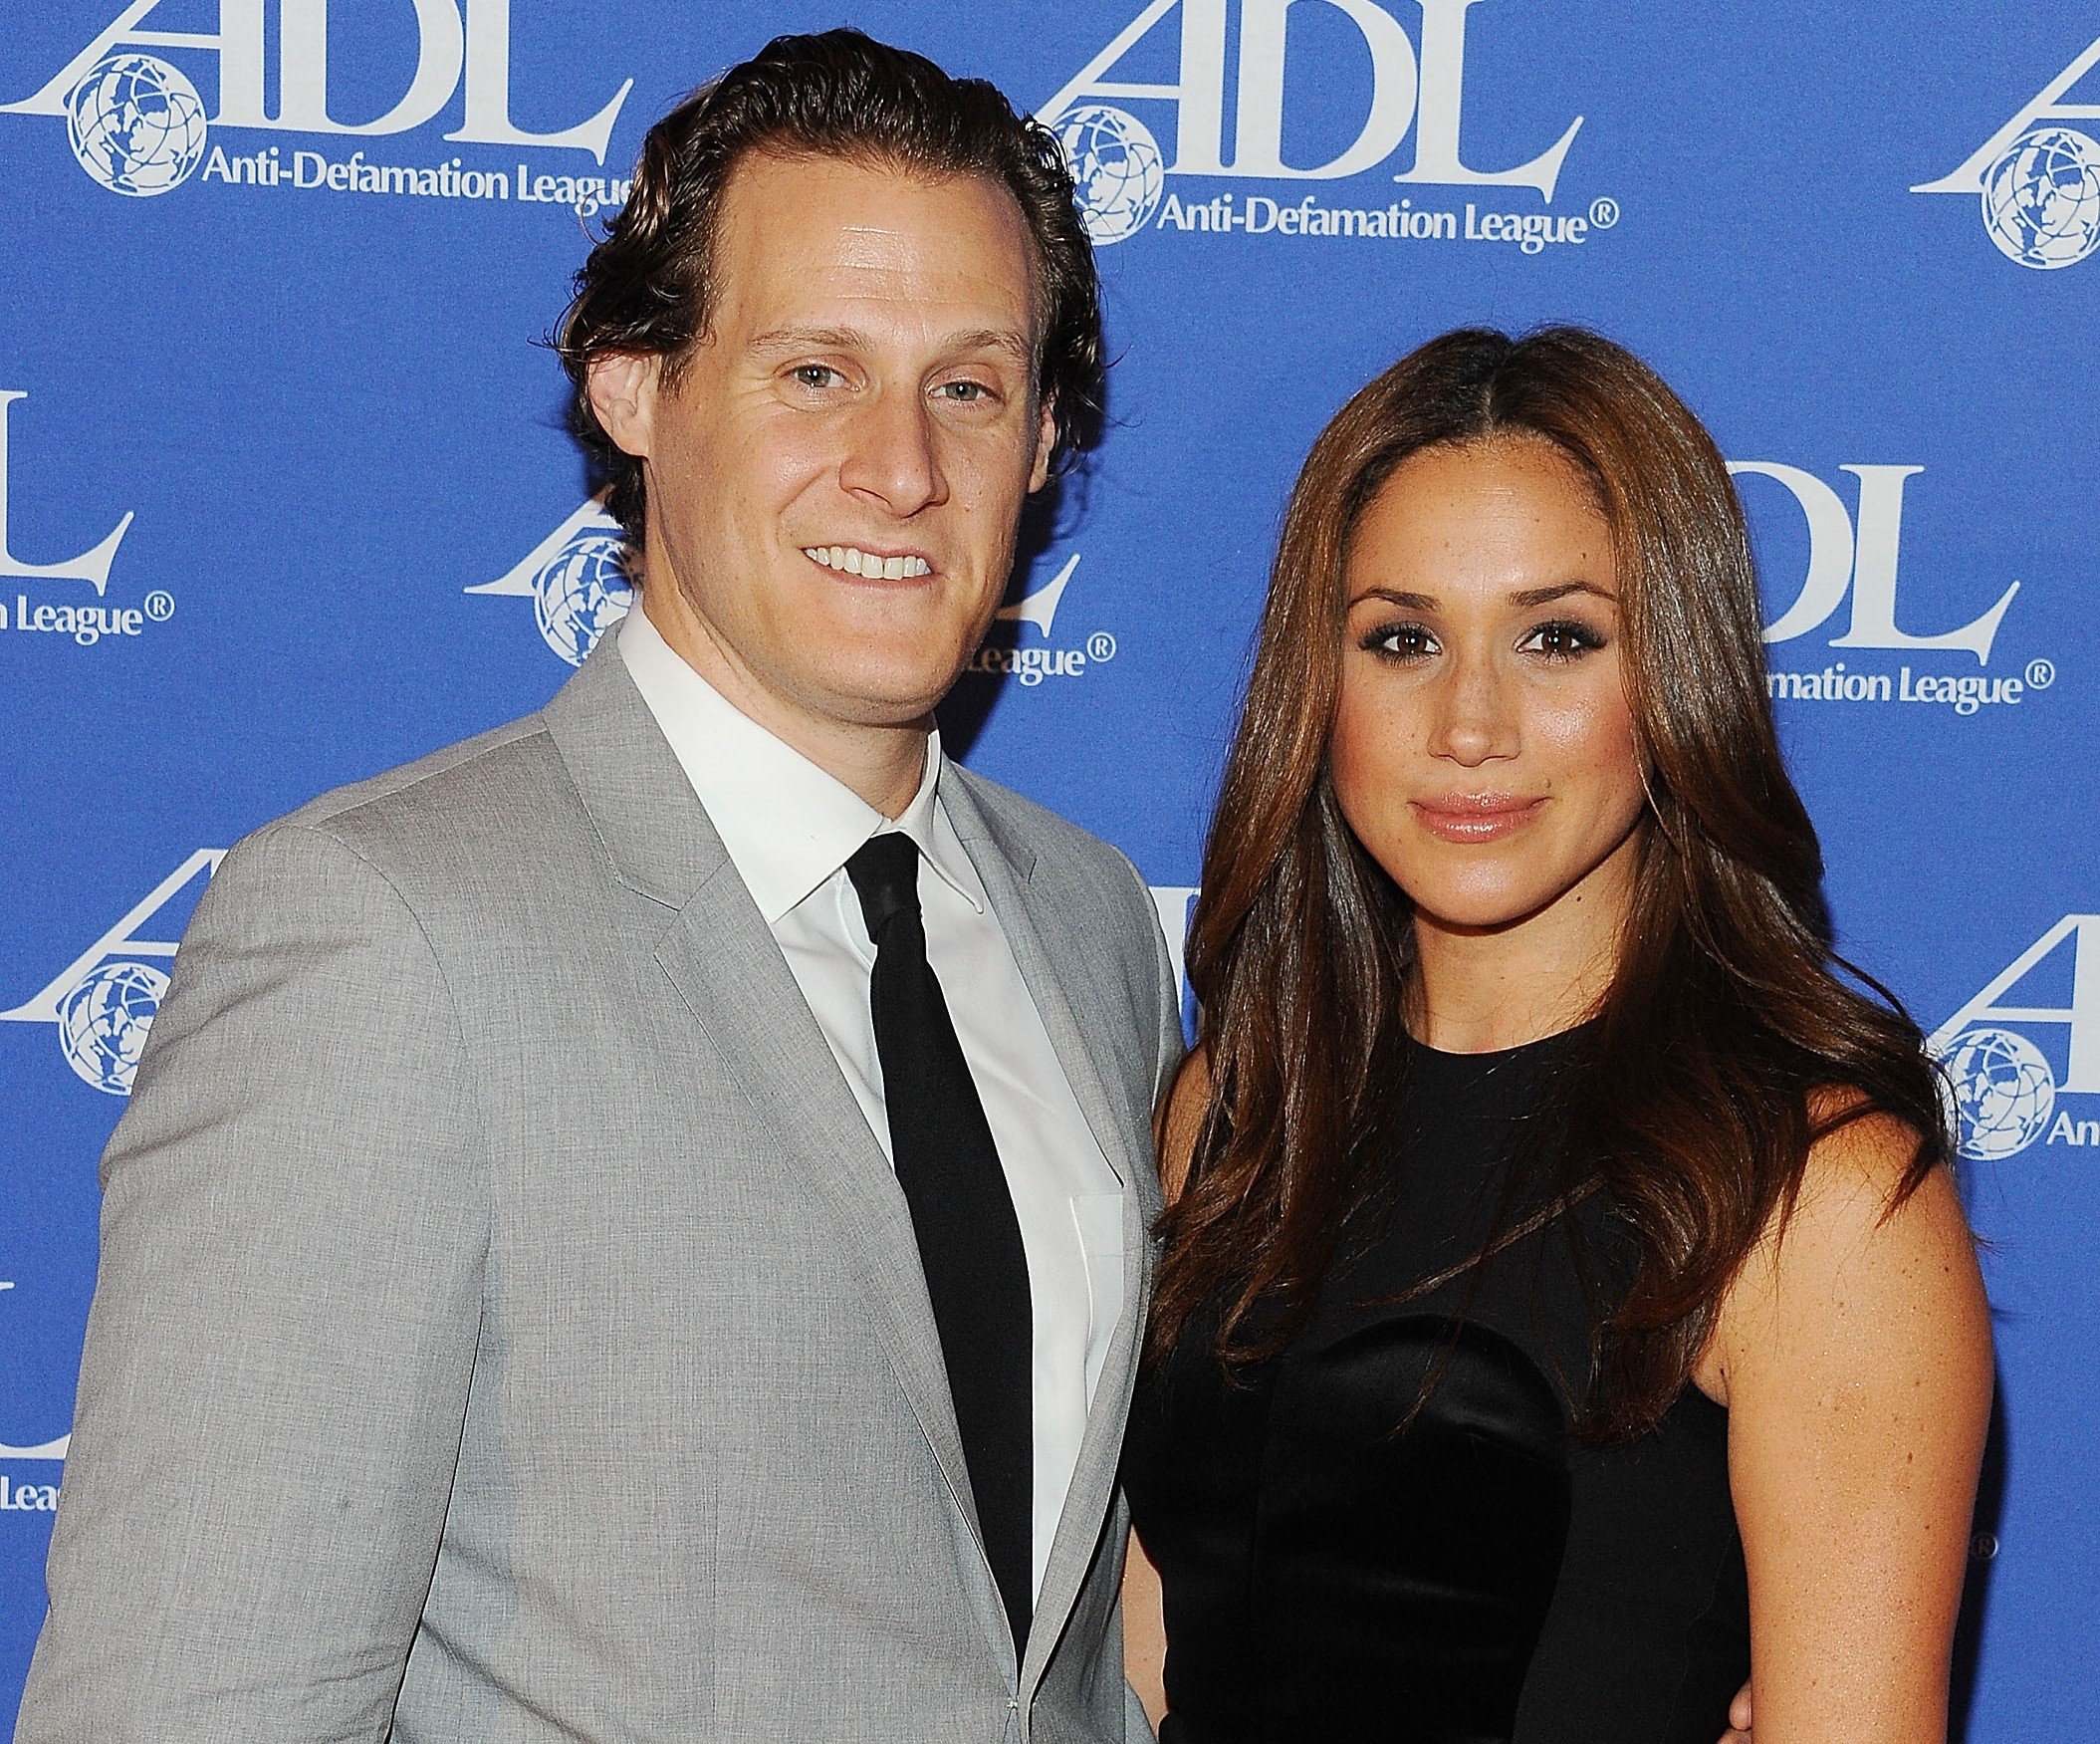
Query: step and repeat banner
1 2 2094 1735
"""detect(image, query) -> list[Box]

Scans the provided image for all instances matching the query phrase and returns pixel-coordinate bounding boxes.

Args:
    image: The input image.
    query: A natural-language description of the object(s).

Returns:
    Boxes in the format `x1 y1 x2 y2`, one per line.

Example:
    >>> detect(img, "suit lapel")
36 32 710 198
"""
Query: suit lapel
647 874 995 1549
542 641 990 1579
940 773 1159 1693
940 773 1148 1194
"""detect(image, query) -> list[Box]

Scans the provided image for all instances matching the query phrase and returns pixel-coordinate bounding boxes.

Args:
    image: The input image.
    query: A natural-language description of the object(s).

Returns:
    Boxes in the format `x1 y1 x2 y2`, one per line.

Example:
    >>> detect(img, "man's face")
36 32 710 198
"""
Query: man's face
592 150 1055 736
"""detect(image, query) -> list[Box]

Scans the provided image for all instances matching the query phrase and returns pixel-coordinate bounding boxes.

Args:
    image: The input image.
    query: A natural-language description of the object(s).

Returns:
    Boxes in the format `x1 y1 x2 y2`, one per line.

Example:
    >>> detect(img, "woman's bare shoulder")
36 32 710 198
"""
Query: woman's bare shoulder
1710 1093 1986 1406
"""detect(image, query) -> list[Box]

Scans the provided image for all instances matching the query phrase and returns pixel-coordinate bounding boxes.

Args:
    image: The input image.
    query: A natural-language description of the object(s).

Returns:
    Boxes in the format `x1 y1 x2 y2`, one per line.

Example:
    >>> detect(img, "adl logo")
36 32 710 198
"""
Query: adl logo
1041 0 1588 246
965 553 1120 686
4 0 633 199
1912 34 2100 270
465 497 635 667
0 390 132 595
1731 462 2019 665
1930 916 2100 1160
0 850 223 1096
0 389 173 647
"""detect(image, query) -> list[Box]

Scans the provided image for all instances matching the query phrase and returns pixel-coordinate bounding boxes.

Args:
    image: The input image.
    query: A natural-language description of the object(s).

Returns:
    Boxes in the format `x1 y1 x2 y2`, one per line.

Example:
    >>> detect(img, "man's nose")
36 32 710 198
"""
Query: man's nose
838 384 948 518
1427 650 1519 767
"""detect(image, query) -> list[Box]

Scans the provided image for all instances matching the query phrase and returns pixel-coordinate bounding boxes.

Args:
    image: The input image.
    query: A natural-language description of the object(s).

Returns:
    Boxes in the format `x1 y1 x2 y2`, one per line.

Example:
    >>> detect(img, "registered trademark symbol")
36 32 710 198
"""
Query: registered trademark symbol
1589 196 1620 229
2025 657 2055 689
1086 630 1118 662
143 591 175 622
1971 1532 1998 1562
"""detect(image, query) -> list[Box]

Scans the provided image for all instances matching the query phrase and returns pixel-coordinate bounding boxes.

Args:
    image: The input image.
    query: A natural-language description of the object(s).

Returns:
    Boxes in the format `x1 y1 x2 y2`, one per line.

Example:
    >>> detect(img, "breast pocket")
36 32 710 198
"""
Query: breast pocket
1071 1192 1126 1400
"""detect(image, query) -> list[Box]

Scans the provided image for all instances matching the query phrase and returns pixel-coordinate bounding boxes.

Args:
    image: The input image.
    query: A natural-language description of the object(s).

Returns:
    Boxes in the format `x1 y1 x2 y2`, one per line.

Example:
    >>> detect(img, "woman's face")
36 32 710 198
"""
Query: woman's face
1329 436 1648 938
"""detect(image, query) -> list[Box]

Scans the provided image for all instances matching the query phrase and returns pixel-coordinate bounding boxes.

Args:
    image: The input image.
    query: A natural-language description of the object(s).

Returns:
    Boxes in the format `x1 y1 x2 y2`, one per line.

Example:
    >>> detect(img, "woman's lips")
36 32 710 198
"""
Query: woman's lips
1409 796 1547 843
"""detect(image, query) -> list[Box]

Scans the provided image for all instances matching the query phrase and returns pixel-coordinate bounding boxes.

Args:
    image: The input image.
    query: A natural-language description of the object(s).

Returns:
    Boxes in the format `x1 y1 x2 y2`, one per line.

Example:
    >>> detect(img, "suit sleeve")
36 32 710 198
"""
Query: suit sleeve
16 822 488 1744
1123 1669 1161 1742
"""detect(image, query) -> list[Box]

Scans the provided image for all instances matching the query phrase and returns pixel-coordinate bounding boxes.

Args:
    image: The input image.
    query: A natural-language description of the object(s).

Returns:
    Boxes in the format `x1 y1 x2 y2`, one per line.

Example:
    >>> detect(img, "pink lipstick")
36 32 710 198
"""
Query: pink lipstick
1409 793 1546 844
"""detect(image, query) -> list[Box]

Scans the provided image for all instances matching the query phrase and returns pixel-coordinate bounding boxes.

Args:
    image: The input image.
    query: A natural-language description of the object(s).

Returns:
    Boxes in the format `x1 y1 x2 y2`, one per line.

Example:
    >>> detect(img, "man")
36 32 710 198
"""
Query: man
18 32 1176 1743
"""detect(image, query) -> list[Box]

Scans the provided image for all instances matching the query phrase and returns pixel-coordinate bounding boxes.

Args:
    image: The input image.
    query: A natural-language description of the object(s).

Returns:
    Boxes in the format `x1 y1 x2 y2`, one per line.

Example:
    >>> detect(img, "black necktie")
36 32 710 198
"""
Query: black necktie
845 832 1035 1654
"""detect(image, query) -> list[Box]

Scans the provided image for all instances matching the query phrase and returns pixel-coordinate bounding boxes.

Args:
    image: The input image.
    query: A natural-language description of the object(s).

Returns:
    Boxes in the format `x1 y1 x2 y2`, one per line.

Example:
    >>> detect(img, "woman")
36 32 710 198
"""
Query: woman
1120 328 1991 1744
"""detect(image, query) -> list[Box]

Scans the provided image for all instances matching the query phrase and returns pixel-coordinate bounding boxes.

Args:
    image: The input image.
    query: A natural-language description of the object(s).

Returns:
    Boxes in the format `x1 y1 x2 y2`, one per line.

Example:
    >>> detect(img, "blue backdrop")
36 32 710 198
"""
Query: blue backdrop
2 4 2094 1735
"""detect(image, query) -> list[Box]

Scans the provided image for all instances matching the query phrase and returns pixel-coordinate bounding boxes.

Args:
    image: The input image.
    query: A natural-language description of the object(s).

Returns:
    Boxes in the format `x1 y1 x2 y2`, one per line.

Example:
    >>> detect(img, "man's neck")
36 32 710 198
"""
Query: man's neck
639 588 930 820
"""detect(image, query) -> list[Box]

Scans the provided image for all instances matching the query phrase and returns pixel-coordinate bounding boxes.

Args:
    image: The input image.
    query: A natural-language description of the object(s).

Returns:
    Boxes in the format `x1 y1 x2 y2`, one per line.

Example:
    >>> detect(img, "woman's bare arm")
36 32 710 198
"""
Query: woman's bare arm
1702 1111 1992 1741
1123 1528 1170 1728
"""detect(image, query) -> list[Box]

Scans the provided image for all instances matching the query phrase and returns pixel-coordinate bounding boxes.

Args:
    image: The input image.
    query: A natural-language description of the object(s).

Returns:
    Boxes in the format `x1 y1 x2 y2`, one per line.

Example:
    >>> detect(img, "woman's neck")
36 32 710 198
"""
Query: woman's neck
1407 834 1639 1054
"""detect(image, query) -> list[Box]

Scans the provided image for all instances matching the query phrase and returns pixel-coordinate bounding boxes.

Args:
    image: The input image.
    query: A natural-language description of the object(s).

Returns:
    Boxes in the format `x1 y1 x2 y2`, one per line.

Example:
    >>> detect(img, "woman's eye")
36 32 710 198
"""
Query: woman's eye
1362 623 1437 659
791 365 845 390
1522 619 1606 659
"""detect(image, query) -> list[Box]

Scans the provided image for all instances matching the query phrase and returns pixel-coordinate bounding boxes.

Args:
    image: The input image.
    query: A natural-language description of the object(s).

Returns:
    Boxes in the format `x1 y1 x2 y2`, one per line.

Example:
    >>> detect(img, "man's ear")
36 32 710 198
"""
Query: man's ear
585 352 660 459
1027 394 1058 494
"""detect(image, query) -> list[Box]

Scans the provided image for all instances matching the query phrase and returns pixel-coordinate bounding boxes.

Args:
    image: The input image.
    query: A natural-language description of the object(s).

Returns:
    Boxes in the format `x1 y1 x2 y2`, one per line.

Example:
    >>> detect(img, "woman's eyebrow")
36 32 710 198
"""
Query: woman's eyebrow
1509 580 1619 608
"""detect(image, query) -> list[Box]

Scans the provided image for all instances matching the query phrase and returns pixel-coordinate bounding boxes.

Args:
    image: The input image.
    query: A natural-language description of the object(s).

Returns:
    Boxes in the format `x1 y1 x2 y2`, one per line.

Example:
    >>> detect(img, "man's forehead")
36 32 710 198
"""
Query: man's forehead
710 149 1041 332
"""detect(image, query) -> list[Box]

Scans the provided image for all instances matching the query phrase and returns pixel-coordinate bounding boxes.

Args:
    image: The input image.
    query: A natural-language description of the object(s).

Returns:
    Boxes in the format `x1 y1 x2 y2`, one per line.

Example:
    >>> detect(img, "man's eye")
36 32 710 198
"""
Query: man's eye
936 379 995 403
1522 620 1606 659
1361 623 1437 659
792 365 845 390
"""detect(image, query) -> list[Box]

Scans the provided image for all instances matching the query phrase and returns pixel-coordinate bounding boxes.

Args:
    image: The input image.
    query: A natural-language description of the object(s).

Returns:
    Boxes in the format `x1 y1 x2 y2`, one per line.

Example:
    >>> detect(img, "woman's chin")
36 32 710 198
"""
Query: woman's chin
1407 890 1557 936
1411 898 1545 941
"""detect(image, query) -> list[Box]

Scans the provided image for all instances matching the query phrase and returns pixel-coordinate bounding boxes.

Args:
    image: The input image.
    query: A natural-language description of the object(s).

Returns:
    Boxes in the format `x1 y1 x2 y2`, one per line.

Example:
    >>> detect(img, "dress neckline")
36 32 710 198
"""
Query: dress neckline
1400 1019 1595 1071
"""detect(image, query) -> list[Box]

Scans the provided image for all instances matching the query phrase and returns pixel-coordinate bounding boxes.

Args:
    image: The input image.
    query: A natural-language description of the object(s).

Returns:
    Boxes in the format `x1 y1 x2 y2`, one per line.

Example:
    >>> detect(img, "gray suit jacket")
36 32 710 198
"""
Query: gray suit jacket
17 636 1181 1743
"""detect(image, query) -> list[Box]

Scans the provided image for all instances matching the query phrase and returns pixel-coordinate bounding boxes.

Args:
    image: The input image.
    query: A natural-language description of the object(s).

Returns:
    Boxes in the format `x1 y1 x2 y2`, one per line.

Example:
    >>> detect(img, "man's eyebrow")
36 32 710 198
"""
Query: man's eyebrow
748 326 872 357
944 328 1034 366
746 326 1034 366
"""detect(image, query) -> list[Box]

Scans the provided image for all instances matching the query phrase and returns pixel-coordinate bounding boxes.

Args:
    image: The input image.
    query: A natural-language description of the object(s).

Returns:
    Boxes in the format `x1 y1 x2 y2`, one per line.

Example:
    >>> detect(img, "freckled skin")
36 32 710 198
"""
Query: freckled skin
1705 1108 1991 1744
1329 437 1646 1052
587 151 1056 815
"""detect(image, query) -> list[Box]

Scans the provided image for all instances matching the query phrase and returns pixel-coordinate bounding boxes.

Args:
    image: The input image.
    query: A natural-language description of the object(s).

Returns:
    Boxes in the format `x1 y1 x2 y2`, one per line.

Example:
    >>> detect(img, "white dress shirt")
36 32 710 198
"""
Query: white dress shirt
619 608 1125 1604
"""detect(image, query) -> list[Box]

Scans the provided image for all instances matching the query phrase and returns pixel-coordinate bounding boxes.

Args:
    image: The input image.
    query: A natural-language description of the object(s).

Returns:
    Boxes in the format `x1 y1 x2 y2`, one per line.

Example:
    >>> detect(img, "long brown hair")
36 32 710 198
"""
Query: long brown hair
1151 326 1948 1438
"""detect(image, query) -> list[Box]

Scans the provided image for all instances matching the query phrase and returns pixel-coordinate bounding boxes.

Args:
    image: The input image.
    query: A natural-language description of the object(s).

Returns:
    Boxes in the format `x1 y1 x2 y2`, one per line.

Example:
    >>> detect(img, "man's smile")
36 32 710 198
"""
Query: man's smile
802 544 936 579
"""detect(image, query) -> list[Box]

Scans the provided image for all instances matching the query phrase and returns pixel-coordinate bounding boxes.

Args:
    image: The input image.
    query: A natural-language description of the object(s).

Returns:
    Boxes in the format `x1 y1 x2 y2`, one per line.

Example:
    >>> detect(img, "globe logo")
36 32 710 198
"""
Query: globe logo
533 530 636 665
1942 1026 2057 1160
1053 105 1167 246
1981 125 2100 270
66 53 209 199
57 959 169 1096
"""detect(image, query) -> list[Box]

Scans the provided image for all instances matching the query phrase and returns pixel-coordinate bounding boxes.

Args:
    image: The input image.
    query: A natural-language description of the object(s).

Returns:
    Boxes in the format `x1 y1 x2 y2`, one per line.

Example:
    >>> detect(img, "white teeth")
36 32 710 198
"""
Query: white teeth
802 546 933 579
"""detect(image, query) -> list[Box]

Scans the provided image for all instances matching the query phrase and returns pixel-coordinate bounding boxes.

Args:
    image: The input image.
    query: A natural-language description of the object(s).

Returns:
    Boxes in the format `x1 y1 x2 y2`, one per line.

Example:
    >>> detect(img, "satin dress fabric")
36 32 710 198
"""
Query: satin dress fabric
1123 1031 1750 1744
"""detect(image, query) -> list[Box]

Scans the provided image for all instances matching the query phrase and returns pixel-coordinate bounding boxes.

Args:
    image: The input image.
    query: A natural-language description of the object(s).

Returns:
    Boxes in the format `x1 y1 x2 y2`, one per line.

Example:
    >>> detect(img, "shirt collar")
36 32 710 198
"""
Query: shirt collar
617 606 983 924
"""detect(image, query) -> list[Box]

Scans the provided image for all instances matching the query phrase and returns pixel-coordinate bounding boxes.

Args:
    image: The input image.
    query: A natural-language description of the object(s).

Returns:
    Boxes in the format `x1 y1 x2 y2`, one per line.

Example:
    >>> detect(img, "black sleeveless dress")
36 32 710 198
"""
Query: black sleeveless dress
1122 1030 1750 1744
